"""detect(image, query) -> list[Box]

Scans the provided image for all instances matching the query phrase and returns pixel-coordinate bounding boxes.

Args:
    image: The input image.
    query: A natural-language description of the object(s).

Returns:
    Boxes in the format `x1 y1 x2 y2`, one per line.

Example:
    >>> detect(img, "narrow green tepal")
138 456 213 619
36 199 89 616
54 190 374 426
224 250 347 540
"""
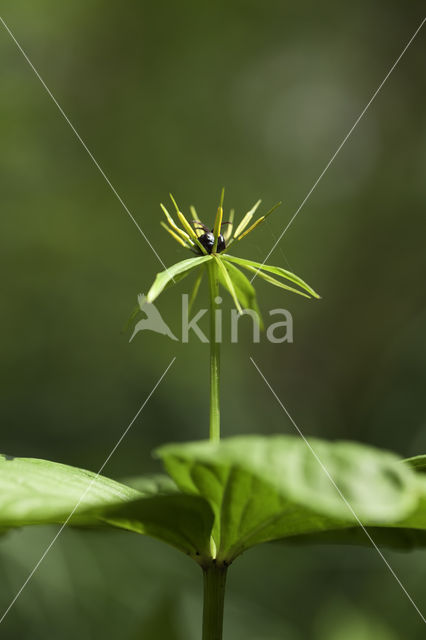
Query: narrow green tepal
262 201 283 220
233 199 261 239
230 201 281 245
219 186 225 208
223 207 235 242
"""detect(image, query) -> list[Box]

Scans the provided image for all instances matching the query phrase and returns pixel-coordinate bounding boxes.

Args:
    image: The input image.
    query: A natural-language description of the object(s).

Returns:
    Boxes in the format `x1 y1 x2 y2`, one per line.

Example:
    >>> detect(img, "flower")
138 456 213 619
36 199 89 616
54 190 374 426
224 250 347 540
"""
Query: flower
140 189 320 325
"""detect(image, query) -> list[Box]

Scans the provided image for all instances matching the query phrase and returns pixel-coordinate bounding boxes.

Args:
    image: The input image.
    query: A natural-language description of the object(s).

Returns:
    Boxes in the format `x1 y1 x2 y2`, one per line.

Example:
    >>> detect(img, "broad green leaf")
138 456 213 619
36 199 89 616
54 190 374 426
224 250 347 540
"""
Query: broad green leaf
119 473 178 494
146 255 212 304
404 454 426 473
0 454 213 559
156 436 419 561
223 254 320 299
282 525 426 551
101 493 213 559
216 259 264 329
0 454 140 527
281 458 426 551
392 468 426 529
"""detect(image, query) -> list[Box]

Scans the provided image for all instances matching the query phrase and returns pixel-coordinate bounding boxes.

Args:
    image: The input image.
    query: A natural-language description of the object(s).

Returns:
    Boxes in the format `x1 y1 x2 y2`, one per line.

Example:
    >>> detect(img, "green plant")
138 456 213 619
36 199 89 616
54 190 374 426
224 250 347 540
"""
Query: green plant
1 191 425 639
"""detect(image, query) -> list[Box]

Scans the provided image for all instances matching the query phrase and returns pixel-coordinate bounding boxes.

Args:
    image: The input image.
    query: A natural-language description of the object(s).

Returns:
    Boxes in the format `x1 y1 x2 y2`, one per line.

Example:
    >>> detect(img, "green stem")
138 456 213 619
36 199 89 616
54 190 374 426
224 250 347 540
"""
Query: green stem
202 564 228 640
207 261 220 441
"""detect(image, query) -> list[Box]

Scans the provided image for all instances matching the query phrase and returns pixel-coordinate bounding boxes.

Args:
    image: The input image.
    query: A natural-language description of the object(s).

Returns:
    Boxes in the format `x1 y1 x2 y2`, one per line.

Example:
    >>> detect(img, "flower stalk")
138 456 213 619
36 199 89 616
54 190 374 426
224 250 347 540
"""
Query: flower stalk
141 189 320 445
208 255 221 441
134 188 321 640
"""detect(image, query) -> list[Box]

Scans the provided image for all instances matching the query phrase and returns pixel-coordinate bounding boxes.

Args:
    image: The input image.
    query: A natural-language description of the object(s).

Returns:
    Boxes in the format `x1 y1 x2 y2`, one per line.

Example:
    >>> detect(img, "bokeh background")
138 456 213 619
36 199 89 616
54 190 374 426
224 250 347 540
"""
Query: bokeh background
1 1 425 638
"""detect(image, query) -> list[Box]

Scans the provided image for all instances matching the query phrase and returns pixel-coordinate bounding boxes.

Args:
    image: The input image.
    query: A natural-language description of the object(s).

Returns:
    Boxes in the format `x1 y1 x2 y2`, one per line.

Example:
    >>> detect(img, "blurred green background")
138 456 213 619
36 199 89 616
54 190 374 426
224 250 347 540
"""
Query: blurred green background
1 1 425 638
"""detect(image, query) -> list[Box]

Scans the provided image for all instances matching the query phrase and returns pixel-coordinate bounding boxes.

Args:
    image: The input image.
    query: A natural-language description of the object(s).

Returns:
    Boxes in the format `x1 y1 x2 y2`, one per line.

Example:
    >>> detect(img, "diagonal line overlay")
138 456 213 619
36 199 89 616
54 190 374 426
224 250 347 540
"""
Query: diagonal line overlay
251 17 426 283
0 357 176 625
0 15 170 276
250 356 425 624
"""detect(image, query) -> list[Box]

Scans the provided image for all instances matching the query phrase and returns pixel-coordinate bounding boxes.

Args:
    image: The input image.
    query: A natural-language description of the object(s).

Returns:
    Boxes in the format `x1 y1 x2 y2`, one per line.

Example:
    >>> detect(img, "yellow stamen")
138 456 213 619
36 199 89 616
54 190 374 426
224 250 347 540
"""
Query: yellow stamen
169 194 207 254
160 203 193 243
236 216 264 241
160 221 190 248
177 210 197 240
177 210 208 255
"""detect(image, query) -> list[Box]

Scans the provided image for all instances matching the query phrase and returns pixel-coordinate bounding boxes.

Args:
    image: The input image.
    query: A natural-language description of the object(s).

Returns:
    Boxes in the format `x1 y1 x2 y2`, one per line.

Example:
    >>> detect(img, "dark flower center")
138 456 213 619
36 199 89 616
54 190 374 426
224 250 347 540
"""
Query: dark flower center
198 231 226 254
